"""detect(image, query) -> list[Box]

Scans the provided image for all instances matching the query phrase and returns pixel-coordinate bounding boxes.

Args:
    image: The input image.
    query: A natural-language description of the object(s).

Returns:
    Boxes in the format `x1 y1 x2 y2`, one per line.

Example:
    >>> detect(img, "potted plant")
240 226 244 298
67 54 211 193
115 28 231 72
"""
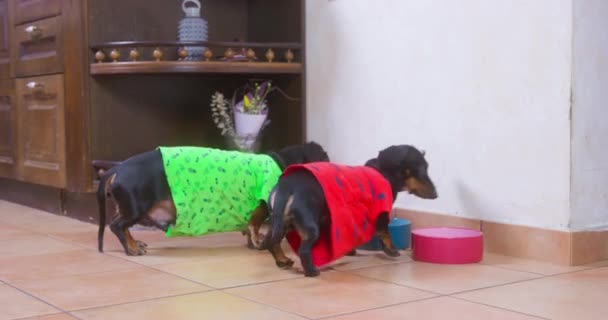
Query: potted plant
210 80 289 152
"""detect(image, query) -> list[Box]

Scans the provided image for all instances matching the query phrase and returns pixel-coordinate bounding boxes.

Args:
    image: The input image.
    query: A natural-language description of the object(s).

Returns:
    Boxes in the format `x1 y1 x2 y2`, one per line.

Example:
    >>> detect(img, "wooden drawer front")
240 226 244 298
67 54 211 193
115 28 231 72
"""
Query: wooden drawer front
12 15 62 77
0 0 9 79
16 74 65 188
0 80 15 178
14 0 62 25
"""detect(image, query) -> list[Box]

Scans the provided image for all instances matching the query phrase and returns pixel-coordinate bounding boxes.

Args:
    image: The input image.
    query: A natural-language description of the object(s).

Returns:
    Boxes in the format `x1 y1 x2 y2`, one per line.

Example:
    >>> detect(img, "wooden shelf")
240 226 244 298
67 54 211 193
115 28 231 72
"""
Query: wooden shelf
90 61 303 75
90 40 303 50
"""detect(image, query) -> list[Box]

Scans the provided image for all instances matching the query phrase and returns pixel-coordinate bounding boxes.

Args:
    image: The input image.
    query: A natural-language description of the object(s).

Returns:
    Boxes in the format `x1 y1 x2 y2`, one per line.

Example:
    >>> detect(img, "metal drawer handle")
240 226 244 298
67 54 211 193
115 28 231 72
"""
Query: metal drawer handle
26 82 44 89
25 25 43 39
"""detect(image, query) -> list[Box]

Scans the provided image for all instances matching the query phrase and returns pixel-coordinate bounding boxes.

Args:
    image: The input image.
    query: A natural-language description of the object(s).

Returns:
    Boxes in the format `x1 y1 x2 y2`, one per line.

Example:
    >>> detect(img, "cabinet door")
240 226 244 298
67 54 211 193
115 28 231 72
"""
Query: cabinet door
11 15 62 77
16 74 65 188
0 0 9 79
13 0 62 25
0 80 15 178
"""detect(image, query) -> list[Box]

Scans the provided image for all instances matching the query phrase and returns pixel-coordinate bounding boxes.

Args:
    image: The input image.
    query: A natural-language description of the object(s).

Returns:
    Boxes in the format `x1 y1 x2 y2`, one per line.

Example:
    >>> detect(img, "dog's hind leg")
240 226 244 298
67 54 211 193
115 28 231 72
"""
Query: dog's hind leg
269 243 295 269
292 210 320 277
109 186 147 256
109 216 146 256
246 202 269 250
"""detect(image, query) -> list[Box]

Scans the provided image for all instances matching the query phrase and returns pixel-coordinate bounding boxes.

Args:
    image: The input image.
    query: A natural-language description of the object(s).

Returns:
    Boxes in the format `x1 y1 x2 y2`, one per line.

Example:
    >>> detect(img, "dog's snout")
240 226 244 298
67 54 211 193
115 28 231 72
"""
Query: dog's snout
419 175 438 199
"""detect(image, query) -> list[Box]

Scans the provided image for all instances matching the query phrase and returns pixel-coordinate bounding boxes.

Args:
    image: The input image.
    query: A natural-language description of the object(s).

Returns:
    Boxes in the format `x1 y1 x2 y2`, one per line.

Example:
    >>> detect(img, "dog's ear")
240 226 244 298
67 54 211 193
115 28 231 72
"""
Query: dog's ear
305 141 330 162
365 158 379 168
307 140 320 147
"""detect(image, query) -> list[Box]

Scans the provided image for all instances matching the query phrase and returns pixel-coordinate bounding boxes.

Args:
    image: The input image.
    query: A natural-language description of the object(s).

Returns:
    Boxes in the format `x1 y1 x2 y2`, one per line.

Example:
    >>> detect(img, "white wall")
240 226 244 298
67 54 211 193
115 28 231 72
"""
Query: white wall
570 0 608 231
306 0 573 230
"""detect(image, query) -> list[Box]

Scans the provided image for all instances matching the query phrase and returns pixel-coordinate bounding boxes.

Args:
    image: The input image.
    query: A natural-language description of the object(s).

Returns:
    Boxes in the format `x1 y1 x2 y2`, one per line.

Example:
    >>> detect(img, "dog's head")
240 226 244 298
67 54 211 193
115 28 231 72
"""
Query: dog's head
368 145 438 199
274 141 330 168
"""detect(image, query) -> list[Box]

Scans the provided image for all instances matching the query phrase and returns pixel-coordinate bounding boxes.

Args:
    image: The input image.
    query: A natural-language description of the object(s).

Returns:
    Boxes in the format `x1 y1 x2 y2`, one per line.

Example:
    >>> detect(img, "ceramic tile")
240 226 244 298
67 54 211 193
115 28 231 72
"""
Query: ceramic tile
0 235 82 259
0 249 140 282
105 232 252 265
55 229 168 252
330 249 412 271
557 266 608 287
326 296 543 320
21 314 78 320
0 201 55 225
0 284 58 320
19 217 98 235
225 271 436 319
74 291 305 320
456 277 608 320
0 223 30 240
350 261 540 294
481 253 598 275
154 249 301 288
13 267 210 310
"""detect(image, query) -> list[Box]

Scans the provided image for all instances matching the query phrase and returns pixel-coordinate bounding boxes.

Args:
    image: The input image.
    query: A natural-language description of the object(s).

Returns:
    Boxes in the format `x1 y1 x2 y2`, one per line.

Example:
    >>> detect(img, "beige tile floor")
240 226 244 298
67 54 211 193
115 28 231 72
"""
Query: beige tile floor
1 200 607 320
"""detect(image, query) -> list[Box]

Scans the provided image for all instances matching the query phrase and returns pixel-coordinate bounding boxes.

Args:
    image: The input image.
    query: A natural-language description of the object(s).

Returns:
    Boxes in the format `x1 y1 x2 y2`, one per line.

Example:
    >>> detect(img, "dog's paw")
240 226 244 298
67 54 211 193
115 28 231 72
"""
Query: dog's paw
383 247 401 258
304 268 321 277
126 244 147 256
136 240 148 249
346 249 357 256
276 258 295 269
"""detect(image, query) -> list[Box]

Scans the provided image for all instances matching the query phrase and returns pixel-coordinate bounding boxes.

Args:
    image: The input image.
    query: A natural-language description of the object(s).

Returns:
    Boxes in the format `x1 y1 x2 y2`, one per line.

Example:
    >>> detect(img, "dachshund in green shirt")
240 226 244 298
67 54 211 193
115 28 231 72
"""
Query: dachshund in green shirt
96 142 329 256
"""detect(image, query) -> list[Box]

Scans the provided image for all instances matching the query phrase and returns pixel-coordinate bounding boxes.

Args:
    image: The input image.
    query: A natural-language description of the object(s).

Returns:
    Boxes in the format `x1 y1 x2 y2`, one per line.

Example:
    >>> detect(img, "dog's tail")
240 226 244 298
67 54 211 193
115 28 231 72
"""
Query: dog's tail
96 168 115 253
265 185 293 248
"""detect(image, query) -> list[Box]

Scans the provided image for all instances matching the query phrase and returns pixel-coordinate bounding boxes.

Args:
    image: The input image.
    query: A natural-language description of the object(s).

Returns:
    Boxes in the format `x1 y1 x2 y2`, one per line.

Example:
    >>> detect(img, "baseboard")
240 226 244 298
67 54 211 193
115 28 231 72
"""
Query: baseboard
394 208 608 266
571 231 608 265
0 178 100 224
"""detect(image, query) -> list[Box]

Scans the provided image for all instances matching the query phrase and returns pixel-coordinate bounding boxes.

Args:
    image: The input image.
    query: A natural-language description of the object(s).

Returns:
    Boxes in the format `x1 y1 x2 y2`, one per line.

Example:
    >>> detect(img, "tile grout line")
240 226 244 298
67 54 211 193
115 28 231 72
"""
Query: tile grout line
333 267 442 296
3 264 143 284
314 295 445 320
12 312 76 320
220 290 315 320
66 290 220 314
449 296 551 320
476 261 549 276
1 280 77 319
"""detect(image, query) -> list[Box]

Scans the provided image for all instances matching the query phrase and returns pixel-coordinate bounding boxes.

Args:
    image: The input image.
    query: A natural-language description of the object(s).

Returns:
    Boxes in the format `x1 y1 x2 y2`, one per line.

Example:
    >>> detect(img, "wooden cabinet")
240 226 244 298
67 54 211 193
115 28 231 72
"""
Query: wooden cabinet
0 80 15 178
15 74 65 188
11 15 62 76
13 0 61 25
0 0 9 79
0 0 81 190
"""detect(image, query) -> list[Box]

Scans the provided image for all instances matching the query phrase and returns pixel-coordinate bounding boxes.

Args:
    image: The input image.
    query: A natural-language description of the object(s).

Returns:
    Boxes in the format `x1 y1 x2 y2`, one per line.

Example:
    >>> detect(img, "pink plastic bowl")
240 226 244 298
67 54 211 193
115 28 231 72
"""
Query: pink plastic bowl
411 227 483 264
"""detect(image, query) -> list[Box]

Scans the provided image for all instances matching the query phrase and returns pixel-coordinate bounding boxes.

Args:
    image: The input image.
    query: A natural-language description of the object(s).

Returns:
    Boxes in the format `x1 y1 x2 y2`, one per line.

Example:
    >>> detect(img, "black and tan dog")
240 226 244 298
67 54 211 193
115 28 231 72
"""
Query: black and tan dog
262 145 437 277
96 142 329 256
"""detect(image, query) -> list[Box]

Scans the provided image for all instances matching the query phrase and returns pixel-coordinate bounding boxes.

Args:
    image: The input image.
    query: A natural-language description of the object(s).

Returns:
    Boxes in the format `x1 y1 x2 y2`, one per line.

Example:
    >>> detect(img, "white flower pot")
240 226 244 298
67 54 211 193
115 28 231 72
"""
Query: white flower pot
234 109 267 137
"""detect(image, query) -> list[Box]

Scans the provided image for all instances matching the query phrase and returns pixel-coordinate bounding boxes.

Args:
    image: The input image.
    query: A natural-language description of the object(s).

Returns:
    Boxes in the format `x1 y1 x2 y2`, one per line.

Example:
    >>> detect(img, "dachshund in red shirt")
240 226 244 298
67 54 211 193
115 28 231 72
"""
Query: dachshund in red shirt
263 145 438 277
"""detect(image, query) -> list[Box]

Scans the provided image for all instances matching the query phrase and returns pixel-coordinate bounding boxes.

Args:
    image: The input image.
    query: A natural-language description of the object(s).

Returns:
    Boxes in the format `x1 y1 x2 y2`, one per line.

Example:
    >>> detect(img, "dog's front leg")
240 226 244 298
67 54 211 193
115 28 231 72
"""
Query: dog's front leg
375 212 400 257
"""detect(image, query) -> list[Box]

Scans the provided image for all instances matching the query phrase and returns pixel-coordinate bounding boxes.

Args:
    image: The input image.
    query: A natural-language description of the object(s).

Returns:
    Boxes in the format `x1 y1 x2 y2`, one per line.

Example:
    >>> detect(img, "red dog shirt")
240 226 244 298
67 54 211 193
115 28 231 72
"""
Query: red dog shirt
283 162 394 267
